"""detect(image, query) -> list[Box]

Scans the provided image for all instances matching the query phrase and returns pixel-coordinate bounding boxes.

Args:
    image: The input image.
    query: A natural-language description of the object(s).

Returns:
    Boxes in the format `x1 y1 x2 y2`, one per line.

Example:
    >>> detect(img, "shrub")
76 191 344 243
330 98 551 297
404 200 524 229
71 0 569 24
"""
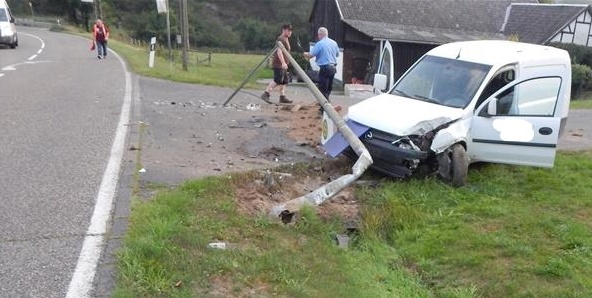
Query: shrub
571 63 592 99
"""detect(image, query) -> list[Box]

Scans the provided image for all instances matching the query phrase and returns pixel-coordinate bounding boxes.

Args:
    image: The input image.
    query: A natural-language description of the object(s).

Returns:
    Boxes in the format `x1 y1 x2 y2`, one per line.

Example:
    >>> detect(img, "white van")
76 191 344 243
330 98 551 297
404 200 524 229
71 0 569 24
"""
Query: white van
322 40 571 186
0 0 18 49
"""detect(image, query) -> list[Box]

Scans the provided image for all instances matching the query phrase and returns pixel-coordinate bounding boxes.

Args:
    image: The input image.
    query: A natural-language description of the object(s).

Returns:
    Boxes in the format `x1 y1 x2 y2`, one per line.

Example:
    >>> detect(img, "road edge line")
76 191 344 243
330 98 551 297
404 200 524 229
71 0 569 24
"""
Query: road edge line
66 49 132 298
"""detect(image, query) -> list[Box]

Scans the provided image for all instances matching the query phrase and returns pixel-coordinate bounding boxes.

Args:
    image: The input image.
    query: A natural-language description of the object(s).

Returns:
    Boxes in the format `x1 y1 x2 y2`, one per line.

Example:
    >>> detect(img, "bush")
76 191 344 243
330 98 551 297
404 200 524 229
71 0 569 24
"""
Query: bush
571 63 592 99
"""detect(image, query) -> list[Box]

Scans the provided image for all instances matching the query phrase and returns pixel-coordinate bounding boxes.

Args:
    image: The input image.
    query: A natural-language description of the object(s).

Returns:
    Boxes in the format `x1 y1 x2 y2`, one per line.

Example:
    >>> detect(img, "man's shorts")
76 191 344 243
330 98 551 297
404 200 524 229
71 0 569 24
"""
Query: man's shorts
273 68 290 85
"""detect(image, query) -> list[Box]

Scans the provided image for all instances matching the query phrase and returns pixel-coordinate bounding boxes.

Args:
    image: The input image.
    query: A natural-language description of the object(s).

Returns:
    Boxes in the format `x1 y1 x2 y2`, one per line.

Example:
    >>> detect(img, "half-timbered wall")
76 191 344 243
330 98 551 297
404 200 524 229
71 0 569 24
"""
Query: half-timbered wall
550 11 592 46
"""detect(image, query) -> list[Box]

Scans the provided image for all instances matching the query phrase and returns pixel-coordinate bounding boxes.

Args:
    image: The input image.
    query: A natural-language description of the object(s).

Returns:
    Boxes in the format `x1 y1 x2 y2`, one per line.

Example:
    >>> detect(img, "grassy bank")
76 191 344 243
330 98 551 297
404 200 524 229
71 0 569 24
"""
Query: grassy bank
108 40 272 89
114 151 592 297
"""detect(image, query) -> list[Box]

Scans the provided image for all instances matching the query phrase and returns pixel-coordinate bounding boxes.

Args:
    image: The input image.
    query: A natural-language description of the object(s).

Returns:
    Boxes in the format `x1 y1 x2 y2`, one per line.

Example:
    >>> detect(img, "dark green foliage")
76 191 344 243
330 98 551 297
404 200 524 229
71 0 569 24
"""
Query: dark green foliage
571 63 592 99
20 0 314 51
550 42 592 67
233 18 276 51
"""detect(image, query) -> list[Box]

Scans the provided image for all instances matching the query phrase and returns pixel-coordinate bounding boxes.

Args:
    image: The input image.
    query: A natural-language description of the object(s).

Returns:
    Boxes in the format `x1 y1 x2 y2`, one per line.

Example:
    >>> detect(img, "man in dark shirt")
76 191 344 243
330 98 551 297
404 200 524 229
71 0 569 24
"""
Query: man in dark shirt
261 24 293 104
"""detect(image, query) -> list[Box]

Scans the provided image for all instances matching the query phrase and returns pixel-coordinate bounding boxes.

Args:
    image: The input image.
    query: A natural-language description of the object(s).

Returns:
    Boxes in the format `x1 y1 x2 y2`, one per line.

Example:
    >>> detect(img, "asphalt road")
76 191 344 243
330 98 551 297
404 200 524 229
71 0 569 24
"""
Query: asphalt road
0 27 130 297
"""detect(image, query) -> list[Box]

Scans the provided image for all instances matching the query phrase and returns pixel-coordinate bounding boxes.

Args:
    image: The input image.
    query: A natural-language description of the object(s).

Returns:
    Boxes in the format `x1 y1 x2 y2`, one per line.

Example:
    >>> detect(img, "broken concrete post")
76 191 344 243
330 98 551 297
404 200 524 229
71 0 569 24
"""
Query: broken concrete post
269 42 373 223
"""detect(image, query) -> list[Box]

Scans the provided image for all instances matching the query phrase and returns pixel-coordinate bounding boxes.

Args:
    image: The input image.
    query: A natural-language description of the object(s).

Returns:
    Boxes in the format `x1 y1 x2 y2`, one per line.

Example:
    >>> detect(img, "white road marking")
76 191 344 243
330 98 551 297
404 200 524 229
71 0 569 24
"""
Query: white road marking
2 61 51 71
66 48 133 298
0 32 45 77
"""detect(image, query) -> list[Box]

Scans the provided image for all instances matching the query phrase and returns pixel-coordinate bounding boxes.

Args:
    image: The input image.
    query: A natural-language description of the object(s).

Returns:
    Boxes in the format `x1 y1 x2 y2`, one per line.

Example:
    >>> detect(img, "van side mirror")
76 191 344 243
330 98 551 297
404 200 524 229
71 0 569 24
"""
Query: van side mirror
373 73 387 93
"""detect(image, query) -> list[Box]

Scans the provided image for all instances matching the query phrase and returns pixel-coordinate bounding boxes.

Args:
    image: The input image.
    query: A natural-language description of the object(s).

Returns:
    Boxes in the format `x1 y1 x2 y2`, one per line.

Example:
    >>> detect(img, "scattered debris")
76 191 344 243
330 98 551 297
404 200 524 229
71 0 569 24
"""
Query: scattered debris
207 242 227 249
246 103 261 111
139 168 146 173
207 242 235 249
335 234 350 249
263 170 275 187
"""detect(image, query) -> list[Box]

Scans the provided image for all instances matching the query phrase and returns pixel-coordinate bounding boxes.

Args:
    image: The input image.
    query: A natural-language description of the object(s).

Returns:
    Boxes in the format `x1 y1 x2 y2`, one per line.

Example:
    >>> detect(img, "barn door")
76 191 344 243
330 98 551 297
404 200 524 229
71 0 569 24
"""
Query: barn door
378 41 395 90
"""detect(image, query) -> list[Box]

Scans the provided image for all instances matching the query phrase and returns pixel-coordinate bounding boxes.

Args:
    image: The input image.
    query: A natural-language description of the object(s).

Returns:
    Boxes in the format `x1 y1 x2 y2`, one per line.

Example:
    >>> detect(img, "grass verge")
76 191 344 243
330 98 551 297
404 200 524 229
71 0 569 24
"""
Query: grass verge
107 40 272 89
114 151 592 297
114 174 430 297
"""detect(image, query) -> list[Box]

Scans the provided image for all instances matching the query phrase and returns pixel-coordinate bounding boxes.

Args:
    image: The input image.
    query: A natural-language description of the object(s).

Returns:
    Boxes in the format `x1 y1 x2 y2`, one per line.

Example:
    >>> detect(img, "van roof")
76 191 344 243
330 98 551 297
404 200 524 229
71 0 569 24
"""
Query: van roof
427 40 570 67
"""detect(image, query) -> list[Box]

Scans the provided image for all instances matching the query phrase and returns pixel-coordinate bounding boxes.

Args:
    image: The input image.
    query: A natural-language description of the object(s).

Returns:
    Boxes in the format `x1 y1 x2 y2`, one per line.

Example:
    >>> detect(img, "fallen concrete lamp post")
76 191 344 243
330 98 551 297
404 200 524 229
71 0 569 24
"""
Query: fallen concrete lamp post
269 42 373 224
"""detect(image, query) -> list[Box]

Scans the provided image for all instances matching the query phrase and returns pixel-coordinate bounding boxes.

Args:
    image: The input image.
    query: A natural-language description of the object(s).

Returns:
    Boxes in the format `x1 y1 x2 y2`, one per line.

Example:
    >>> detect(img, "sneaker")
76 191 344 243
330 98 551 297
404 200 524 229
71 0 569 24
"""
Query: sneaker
260 91 272 104
97 55 102 59
279 95 293 104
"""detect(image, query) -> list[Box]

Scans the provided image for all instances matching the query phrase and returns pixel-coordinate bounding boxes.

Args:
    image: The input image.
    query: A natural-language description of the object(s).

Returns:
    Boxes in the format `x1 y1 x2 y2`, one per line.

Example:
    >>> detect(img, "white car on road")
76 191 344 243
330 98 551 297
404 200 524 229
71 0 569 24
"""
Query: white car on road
0 0 18 49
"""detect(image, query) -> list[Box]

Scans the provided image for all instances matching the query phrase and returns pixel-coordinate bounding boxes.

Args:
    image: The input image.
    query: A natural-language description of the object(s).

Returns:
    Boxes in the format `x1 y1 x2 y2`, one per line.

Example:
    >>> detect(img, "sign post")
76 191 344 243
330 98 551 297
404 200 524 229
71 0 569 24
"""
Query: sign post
156 0 171 62
148 37 156 68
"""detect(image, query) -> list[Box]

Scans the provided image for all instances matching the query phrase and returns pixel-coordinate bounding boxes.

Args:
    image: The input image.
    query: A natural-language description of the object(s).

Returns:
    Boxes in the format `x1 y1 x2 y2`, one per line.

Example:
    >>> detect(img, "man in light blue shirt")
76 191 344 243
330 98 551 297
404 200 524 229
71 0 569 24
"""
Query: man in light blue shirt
305 27 339 102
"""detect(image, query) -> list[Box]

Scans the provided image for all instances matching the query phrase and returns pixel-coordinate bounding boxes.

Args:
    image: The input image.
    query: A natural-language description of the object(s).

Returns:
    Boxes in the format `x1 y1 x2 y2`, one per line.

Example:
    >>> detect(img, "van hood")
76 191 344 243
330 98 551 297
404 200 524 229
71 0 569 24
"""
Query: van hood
347 93 464 136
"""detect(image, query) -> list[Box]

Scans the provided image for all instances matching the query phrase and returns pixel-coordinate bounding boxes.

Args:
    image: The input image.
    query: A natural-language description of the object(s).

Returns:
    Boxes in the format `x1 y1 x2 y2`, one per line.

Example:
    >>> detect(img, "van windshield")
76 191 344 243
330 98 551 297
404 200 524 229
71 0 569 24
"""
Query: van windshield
0 9 8 22
390 55 491 108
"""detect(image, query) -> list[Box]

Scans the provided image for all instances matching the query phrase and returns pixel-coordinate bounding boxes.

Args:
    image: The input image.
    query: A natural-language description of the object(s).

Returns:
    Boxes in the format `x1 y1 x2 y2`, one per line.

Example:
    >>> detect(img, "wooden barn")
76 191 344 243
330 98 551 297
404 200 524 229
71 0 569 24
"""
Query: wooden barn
308 0 591 90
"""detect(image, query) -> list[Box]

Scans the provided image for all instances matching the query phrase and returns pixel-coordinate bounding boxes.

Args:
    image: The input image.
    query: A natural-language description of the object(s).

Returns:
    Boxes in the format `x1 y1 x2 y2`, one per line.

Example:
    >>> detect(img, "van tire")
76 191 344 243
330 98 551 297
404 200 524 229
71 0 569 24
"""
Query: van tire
438 143 468 187
450 144 468 187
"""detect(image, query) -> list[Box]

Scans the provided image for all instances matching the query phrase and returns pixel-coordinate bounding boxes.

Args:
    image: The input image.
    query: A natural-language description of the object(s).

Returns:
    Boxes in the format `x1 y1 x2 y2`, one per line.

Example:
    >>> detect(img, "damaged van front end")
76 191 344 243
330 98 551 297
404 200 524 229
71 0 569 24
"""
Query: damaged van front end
323 93 470 184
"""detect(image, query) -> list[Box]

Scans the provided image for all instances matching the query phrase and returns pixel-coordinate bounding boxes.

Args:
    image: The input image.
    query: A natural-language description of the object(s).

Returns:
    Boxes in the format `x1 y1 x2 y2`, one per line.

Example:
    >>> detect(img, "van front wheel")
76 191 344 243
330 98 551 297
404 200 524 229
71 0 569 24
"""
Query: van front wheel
437 144 468 187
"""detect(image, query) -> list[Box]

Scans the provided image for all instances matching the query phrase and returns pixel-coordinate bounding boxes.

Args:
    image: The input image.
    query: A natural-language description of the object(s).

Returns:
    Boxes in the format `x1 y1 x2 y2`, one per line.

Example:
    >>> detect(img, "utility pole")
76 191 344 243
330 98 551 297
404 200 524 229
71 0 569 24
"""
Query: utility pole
166 0 172 62
180 0 189 71
98 0 103 20
156 0 172 62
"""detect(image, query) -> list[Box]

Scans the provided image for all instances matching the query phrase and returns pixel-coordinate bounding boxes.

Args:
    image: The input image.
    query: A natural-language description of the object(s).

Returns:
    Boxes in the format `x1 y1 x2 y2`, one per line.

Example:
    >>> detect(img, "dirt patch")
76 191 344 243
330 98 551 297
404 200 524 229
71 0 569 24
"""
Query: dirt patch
231 157 361 223
229 101 361 223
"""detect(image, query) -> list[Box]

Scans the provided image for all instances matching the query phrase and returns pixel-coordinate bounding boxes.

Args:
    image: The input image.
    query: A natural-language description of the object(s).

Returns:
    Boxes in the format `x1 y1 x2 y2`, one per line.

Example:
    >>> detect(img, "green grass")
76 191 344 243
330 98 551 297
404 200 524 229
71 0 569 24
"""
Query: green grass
359 151 592 297
114 176 431 297
571 98 592 109
108 40 272 89
115 151 592 297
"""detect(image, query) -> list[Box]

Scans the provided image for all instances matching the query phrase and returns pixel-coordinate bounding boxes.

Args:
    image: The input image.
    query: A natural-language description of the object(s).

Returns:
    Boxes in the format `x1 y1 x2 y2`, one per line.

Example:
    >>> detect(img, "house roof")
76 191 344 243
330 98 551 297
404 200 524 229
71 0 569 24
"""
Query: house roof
335 0 538 44
502 4 590 44
343 20 506 45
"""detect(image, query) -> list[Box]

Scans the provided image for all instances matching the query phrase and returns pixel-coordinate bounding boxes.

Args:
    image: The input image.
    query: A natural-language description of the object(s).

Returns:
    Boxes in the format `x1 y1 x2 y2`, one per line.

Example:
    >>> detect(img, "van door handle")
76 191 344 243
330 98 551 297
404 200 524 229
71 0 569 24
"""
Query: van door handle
539 127 553 135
